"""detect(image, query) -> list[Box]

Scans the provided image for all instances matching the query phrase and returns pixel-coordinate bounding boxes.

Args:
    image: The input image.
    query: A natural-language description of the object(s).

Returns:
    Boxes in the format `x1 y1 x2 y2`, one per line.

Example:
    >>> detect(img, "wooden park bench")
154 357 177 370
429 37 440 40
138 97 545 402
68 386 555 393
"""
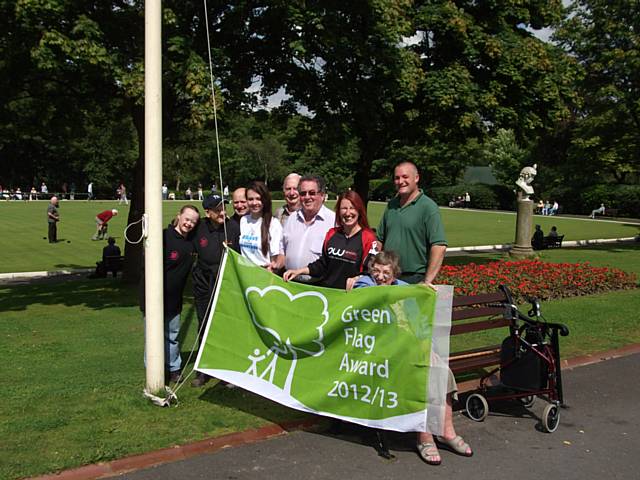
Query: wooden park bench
602 208 619 218
543 234 564 249
103 255 124 277
449 289 513 378
375 288 515 459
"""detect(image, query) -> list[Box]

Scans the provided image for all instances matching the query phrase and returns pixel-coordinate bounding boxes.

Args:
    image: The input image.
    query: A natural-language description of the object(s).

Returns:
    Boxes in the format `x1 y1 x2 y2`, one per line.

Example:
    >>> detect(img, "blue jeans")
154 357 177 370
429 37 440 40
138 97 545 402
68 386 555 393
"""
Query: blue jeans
144 312 182 373
165 313 182 373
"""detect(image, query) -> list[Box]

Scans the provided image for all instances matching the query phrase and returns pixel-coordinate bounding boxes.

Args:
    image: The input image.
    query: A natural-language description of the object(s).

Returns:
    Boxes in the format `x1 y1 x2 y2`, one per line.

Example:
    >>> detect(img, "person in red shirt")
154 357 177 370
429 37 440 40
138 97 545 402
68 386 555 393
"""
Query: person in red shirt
283 190 378 289
92 209 118 240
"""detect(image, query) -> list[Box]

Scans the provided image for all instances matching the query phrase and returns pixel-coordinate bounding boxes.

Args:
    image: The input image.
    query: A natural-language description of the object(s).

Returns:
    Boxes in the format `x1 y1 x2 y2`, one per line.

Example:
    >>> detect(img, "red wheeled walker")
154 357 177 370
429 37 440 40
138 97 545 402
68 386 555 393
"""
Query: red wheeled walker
465 285 570 433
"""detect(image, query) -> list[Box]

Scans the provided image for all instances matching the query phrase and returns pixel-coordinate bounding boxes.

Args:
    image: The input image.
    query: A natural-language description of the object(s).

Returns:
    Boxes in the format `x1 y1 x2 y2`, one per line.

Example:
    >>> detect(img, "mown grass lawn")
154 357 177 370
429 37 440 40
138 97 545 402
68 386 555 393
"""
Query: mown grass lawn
1 200 638 273
0 244 638 479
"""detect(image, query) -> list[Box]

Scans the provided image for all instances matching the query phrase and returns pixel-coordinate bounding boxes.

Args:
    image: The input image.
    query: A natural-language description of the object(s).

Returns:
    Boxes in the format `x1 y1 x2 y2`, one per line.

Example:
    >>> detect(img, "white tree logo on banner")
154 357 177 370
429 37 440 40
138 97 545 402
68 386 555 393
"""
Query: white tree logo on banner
244 286 329 394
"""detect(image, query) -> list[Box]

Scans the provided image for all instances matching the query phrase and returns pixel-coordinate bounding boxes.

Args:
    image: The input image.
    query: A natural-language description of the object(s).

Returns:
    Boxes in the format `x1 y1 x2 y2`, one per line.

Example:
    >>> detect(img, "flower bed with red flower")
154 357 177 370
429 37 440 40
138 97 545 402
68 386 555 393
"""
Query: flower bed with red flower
438 259 637 302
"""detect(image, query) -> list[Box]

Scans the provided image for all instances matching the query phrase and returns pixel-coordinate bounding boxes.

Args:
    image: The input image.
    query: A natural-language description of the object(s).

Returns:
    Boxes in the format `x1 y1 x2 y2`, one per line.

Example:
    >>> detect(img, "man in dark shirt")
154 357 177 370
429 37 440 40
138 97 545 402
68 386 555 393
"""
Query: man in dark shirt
140 205 200 383
46 196 60 243
191 194 240 387
230 187 248 227
100 237 122 277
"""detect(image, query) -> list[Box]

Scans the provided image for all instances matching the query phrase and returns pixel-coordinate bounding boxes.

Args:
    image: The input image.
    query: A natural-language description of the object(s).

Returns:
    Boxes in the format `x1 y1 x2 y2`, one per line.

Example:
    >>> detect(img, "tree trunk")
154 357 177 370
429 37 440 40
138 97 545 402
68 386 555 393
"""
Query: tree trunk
123 104 145 284
353 142 374 207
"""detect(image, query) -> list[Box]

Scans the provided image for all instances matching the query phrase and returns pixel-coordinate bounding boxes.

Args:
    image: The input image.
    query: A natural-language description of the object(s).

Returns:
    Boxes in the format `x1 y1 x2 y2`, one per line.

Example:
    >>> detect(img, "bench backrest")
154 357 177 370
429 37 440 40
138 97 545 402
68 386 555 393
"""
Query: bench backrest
104 255 124 270
449 289 513 374
451 290 511 335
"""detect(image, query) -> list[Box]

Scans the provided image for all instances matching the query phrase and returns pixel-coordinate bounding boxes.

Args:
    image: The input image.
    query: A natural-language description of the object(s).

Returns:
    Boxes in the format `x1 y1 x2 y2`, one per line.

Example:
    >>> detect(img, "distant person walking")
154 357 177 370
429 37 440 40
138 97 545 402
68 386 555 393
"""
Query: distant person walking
41 182 48 196
197 184 204 201
590 203 605 219
47 196 60 243
117 183 128 205
162 183 168 200
87 182 94 201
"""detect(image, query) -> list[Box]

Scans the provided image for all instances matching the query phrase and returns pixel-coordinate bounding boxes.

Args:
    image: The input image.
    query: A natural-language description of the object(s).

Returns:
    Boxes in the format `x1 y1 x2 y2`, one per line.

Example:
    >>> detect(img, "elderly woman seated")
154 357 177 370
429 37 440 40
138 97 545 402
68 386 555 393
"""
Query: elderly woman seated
351 251 473 466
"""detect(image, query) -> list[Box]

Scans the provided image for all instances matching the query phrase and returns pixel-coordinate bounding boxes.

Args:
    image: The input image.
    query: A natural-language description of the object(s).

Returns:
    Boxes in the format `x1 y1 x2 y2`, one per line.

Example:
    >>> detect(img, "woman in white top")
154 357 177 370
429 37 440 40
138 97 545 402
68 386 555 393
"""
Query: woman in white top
239 181 283 271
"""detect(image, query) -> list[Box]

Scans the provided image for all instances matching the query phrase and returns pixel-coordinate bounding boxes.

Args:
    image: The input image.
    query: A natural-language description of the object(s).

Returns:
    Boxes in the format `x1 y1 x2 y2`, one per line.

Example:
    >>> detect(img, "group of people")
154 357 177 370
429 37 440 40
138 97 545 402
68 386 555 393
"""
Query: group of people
170 183 229 202
448 192 471 208
1 182 74 201
148 161 471 466
536 199 559 216
531 224 560 250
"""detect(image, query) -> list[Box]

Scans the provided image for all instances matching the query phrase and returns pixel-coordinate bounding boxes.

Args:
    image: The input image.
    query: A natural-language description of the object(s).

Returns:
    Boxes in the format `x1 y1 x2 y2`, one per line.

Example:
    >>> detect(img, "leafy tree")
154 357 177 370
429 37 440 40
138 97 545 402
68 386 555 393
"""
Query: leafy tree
405 1 578 181
9 1 252 280
244 0 423 202
483 128 527 187
555 0 640 184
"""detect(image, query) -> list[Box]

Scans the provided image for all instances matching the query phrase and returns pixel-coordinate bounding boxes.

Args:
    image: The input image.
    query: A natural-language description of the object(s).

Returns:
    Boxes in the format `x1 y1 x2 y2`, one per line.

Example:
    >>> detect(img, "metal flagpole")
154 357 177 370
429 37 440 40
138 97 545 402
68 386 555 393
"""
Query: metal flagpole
144 0 165 394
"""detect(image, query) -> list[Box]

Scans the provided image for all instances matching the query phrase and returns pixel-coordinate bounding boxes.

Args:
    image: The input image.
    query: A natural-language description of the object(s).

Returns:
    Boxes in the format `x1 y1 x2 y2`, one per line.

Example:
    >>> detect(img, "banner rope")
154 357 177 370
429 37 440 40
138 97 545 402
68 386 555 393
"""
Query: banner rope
143 1 230 405
169 247 229 396
202 0 228 244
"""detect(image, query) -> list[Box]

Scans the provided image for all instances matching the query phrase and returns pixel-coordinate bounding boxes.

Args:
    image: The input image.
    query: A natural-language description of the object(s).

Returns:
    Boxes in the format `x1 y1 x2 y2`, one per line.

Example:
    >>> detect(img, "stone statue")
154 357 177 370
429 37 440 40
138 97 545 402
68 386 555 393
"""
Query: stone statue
515 164 537 200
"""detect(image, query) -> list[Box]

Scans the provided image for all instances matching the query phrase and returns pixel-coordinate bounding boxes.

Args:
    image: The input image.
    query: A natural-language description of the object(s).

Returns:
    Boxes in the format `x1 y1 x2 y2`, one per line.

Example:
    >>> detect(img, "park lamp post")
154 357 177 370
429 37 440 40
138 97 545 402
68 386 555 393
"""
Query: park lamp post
144 0 165 394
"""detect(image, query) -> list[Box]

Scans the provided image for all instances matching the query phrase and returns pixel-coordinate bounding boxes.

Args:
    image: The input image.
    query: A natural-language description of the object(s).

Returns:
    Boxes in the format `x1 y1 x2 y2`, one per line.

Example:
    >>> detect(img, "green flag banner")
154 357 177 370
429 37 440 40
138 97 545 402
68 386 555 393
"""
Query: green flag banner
195 249 453 433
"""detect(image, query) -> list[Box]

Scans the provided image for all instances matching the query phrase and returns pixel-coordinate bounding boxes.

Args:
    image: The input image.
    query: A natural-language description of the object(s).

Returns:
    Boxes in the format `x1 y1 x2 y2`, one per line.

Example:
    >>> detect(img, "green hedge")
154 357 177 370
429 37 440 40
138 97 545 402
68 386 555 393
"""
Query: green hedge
369 178 395 201
547 184 640 217
270 190 284 200
429 184 510 210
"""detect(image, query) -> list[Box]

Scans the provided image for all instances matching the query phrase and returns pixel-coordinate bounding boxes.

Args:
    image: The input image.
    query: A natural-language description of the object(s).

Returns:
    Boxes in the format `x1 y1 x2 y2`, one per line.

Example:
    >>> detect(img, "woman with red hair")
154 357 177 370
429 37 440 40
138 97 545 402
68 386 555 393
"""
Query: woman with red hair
284 190 378 289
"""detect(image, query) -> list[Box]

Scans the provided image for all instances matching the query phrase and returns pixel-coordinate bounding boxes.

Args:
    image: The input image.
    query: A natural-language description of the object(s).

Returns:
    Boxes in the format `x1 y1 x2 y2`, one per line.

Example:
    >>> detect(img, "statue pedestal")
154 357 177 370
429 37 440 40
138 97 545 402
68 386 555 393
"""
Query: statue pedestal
510 198 535 258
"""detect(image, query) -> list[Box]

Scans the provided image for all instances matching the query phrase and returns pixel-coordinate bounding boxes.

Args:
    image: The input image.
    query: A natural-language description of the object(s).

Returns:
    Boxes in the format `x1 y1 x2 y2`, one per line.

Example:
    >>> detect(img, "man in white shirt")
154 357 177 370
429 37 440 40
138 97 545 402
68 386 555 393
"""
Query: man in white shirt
281 175 335 282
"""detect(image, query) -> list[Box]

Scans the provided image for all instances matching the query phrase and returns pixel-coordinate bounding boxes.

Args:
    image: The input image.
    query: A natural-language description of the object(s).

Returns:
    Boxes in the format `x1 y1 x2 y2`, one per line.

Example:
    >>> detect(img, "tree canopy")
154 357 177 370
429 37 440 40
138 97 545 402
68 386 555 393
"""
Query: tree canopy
1 0 637 220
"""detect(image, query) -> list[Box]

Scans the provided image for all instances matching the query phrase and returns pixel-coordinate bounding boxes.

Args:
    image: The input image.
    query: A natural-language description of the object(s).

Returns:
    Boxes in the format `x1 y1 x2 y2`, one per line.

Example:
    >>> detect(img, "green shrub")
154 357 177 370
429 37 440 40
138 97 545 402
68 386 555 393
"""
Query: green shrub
580 184 640 217
429 184 500 209
546 184 640 217
369 178 395 201
270 190 284 200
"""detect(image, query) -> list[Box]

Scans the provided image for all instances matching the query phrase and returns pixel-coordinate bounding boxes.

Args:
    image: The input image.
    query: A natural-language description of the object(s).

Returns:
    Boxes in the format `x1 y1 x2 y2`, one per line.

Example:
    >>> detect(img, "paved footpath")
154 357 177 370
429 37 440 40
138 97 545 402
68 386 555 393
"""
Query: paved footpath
115 353 639 480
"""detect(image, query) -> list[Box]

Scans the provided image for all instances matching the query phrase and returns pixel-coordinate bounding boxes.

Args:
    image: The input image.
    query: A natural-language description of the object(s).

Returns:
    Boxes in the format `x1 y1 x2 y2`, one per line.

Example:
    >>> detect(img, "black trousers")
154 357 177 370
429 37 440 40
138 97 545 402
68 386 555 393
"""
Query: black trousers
193 267 218 346
48 222 57 243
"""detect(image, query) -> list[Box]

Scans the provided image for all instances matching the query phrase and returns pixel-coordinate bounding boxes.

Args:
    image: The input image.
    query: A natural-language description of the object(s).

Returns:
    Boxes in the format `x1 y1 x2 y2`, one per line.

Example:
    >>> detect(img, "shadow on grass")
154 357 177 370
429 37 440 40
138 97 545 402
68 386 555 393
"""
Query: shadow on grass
0 277 139 312
197 382 312 427
53 263 93 269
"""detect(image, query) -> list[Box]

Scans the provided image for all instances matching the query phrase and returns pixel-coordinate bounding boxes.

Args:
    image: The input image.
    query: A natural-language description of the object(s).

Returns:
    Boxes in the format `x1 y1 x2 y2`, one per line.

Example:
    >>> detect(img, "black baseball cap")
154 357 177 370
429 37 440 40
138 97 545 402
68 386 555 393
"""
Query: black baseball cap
202 194 223 210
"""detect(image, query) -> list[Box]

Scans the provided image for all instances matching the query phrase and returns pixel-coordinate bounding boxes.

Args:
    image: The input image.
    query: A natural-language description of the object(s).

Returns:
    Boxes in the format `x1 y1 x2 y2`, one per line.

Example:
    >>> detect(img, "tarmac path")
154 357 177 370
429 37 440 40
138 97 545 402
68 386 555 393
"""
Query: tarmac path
115 353 639 480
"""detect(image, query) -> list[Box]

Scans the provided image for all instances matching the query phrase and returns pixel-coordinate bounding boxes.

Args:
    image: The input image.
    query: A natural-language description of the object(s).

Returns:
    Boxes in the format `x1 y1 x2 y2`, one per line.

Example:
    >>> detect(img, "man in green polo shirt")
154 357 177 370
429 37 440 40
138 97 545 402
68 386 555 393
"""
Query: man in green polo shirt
378 163 472 465
377 161 447 286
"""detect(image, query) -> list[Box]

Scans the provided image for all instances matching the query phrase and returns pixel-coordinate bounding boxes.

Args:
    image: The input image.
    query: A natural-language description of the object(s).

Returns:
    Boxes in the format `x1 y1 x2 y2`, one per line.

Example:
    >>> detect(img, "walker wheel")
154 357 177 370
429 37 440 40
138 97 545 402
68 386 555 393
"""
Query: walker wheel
518 395 536 408
466 393 489 422
542 404 560 433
